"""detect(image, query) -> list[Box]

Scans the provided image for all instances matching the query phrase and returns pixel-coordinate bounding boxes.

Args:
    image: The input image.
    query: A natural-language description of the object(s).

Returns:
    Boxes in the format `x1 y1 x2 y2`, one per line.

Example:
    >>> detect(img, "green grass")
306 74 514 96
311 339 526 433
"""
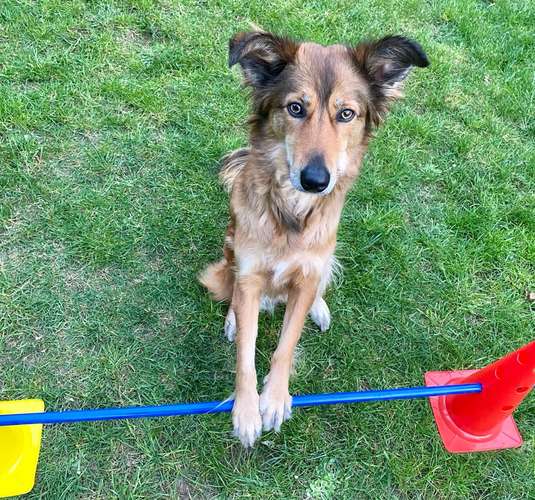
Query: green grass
1 0 534 497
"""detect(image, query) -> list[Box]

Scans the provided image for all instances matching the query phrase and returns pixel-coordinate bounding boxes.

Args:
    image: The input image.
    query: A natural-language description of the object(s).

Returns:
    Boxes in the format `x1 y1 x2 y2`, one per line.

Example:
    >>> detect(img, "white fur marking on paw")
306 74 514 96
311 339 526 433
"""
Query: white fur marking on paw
309 297 331 332
224 308 236 342
232 395 262 448
259 388 292 432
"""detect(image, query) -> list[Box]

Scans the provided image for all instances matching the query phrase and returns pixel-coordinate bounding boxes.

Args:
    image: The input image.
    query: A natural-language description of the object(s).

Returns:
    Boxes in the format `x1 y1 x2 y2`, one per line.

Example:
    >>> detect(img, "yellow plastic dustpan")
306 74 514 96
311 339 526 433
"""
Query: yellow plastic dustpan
0 400 44 498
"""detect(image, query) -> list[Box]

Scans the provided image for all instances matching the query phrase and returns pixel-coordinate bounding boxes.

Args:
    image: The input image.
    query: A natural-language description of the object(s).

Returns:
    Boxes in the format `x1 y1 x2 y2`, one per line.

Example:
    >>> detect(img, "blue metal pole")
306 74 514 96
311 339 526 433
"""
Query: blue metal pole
0 383 481 426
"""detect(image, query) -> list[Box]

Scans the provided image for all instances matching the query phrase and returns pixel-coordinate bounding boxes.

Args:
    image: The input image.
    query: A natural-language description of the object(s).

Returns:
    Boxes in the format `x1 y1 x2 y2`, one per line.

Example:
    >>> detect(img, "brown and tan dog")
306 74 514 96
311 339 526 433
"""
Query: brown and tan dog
200 31 428 446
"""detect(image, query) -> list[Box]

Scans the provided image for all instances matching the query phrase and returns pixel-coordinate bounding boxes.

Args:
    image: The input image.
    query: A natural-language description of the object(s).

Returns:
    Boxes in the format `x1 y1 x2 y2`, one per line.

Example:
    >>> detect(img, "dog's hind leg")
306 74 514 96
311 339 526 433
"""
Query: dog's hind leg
198 258 234 301
199 257 238 340
224 307 236 341
309 296 331 332
225 295 283 342
308 255 337 332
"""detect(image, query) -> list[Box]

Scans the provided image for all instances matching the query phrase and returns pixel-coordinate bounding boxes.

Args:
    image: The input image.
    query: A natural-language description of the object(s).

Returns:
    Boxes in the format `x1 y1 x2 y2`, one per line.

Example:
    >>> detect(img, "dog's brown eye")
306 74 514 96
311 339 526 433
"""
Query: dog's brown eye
337 109 356 122
287 102 305 118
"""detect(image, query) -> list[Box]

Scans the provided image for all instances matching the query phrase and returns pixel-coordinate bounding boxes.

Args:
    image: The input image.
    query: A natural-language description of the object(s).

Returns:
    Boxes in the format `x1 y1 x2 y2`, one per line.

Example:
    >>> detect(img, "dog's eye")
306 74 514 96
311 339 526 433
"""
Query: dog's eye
287 102 305 118
337 109 356 122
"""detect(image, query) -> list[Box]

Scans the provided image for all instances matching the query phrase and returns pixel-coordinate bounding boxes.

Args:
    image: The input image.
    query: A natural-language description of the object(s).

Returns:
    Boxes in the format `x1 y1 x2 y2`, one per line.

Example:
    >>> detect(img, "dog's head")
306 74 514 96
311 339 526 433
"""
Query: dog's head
229 31 428 195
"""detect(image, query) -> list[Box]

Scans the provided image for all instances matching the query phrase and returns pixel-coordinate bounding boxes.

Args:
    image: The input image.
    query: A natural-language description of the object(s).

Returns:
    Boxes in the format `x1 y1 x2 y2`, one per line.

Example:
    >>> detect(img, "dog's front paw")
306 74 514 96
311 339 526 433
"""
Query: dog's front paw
259 383 292 432
309 297 330 332
232 391 262 447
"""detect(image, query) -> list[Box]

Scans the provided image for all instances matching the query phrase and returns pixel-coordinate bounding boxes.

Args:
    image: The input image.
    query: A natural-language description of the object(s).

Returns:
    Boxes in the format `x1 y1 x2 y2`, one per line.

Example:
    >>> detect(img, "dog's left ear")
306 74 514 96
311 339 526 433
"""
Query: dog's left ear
229 31 299 88
351 35 429 125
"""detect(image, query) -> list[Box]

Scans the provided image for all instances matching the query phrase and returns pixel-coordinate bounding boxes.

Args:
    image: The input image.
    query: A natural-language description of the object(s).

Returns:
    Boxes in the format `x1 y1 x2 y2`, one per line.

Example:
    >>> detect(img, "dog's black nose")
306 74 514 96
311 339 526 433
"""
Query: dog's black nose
300 156 330 193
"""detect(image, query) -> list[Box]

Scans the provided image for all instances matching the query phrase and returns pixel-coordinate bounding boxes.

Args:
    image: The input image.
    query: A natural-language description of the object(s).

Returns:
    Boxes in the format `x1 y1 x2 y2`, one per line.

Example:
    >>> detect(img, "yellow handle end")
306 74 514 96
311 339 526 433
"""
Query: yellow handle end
0 399 44 498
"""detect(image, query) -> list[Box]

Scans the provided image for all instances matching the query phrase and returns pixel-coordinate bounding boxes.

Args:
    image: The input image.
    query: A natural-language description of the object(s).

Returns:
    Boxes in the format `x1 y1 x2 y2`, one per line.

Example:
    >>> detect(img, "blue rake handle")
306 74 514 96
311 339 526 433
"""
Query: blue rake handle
0 383 481 426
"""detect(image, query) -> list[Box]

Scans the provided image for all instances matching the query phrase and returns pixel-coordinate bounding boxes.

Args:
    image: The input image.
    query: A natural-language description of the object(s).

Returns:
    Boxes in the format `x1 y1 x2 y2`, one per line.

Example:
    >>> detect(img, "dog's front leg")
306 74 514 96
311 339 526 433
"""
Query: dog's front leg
260 275 319 432
232 274 263 447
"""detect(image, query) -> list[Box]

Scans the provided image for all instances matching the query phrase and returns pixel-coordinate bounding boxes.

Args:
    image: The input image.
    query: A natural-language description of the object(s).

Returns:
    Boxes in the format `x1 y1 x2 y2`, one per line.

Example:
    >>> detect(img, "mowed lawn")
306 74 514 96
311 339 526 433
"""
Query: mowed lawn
1 0 534 498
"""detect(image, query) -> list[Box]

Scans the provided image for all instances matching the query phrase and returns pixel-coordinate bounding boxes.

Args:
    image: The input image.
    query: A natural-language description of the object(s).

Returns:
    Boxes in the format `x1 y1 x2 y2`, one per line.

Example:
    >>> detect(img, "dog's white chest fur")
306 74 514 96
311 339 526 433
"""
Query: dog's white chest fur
237 248 337 296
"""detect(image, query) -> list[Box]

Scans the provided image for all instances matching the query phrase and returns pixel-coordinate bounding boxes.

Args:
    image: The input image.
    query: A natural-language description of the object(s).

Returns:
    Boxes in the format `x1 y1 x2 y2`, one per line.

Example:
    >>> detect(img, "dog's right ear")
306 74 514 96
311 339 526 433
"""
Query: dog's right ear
229 31 299 87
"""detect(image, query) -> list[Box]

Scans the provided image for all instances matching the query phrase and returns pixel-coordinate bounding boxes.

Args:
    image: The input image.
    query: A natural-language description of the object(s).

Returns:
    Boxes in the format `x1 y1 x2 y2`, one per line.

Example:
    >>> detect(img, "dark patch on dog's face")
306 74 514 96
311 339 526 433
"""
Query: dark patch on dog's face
315 57 336 108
